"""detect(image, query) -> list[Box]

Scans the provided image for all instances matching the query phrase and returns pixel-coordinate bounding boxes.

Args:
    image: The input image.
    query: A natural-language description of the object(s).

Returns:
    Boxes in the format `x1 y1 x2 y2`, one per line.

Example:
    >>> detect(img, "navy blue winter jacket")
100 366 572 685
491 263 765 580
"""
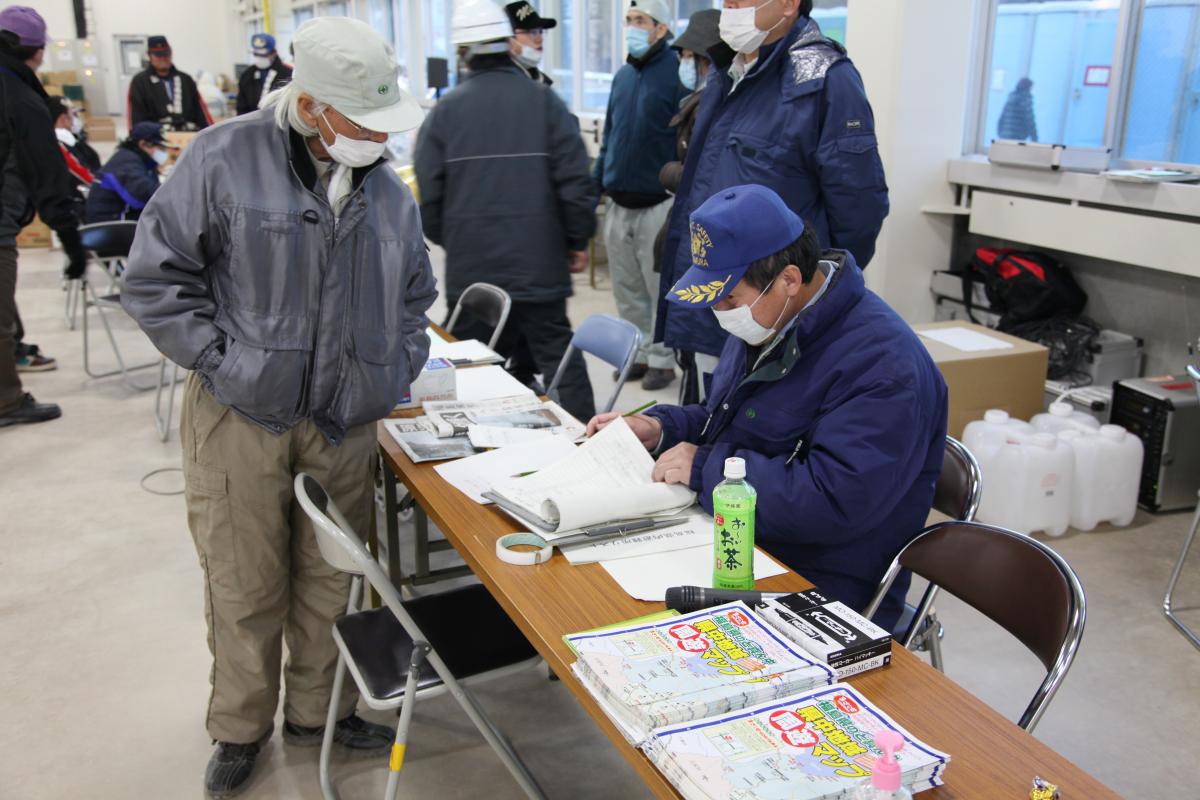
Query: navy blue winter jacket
592 40 686 202
644 253 947 629
86 144 161 223
656 17 889 356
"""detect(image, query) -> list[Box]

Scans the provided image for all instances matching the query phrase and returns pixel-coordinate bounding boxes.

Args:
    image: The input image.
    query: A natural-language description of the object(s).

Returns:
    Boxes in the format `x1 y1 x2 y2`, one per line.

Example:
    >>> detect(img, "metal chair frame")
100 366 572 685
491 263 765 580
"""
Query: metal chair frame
546 313 641 415
444 282 512 350
1163 364 1200 651
294 474 546 800
65 221 134 330
864 521 1086 732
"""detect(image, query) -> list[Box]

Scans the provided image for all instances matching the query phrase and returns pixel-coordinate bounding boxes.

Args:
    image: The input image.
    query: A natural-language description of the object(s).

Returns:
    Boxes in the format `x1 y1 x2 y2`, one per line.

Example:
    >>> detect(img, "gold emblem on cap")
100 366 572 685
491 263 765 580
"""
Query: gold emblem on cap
690 222 712 268
674 275 731 304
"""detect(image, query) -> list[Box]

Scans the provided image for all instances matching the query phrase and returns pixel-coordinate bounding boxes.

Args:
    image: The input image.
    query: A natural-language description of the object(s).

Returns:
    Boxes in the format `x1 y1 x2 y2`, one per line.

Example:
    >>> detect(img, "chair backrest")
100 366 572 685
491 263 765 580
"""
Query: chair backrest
78 221 139 259
934 436 983 521
547 314 641 414
445 282 512 350
866 521 1086 732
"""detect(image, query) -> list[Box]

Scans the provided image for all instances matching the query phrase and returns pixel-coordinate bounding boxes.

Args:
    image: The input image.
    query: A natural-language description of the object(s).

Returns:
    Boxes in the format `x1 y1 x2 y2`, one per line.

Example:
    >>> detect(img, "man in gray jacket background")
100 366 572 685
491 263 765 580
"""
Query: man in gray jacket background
121 18 436 798
415 0 597 422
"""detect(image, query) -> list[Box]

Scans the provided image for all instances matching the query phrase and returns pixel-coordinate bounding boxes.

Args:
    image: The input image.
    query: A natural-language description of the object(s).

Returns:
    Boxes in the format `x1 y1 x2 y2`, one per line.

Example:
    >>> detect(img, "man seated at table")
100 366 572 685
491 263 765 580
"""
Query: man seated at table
586 185 947 629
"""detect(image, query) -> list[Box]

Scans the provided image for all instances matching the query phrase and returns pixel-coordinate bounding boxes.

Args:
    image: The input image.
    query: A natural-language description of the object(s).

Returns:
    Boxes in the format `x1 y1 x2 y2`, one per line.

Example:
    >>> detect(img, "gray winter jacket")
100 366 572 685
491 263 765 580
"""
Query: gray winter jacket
122 110 437 444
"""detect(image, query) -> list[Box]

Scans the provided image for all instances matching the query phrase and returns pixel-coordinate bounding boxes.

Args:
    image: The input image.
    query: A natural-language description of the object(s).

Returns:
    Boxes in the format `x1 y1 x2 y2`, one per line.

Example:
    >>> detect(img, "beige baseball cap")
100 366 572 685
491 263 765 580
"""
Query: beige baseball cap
292 16 423 133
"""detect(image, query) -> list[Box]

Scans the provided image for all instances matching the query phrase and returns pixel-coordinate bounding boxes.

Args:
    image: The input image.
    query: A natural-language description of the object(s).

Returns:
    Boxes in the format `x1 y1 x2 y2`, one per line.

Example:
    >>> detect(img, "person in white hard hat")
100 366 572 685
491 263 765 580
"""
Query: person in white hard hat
415 0 598 422
121 16 436 798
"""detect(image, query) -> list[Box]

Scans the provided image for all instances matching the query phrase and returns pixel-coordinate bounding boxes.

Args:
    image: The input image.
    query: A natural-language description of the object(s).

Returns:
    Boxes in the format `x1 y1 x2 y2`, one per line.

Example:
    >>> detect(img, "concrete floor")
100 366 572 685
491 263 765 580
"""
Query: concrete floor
2 237 1198 800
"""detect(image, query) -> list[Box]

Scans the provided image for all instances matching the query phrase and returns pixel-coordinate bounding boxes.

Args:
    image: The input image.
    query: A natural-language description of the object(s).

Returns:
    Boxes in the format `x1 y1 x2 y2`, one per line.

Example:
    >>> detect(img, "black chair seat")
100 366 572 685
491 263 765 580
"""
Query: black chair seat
334 584 538 704
79 222 137 259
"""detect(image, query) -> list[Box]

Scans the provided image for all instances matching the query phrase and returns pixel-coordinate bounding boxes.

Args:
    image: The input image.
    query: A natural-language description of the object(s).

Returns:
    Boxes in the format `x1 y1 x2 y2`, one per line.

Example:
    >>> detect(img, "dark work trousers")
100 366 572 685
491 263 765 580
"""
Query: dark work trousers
446 297 596 422
0 247 24 414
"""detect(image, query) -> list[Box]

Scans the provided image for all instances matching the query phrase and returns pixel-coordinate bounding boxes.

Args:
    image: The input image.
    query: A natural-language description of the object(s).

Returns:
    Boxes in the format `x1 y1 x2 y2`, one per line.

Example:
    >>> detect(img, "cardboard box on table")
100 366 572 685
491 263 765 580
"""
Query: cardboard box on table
912 321 1048 439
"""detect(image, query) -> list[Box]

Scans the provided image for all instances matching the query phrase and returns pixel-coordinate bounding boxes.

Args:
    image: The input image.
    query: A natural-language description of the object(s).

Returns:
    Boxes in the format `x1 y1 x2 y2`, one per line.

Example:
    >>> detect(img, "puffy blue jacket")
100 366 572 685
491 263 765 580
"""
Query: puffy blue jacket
656 17 889 356
644 253 947 629
86 144 161 223
592 40 687 199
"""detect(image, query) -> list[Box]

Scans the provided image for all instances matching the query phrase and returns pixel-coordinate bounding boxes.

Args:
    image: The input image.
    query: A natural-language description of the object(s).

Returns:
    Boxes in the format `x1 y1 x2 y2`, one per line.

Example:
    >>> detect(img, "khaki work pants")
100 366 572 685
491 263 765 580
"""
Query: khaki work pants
603 199 676 370
181 373 376 744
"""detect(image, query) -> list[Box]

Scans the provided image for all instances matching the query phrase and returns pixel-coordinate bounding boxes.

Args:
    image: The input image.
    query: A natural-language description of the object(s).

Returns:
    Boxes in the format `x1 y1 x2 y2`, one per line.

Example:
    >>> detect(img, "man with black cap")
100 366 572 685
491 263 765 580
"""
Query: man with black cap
85 121 170 223
0 5 88 427
505 1 555 85
128 35 211 130
236 33 293 115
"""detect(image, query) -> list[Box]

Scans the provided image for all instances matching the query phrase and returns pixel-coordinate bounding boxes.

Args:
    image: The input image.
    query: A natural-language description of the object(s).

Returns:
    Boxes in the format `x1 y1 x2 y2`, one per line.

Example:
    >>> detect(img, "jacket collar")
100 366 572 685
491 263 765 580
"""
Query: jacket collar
0 48 45 98
465 58 528 80
628 37 669 69
717 14 811 93
147 66 178 82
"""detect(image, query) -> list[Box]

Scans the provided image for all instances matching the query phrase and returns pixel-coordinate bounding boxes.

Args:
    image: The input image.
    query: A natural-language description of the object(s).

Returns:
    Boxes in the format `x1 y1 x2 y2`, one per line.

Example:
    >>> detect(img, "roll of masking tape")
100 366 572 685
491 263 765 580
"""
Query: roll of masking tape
495 532 553 566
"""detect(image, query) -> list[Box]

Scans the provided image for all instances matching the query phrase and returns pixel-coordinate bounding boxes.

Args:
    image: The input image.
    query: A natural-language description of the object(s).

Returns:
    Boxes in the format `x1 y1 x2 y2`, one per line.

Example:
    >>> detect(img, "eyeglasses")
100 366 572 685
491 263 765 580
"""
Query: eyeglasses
324 107 382 140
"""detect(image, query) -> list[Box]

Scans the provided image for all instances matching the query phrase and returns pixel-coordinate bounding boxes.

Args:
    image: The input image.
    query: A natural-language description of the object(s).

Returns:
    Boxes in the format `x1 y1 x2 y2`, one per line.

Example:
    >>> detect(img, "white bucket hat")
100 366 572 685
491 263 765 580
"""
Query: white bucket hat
292 17 423 133
627 0 671 26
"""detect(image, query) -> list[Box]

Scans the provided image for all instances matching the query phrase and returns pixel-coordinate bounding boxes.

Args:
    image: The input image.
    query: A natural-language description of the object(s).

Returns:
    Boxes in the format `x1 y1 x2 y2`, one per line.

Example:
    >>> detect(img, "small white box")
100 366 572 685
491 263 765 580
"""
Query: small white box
395 358 457 410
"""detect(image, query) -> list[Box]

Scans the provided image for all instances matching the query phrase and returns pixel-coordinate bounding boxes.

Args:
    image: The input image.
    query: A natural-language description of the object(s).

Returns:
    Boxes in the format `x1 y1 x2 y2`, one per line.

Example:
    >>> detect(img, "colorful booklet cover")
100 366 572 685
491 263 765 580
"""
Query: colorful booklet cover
643 682 951 800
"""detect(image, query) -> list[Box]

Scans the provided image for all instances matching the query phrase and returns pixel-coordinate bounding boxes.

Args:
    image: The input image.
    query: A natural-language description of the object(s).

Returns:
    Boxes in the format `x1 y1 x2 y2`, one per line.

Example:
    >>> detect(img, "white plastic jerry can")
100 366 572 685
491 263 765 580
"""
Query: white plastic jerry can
1031 402 1102 435
962 409 1034 461
975 432 1074 537
1057 425 1144 531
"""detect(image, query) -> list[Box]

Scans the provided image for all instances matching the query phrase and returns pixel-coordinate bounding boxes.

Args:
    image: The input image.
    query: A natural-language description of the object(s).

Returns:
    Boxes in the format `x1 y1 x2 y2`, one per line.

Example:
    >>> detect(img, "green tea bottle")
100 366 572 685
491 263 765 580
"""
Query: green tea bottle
712 457 756 590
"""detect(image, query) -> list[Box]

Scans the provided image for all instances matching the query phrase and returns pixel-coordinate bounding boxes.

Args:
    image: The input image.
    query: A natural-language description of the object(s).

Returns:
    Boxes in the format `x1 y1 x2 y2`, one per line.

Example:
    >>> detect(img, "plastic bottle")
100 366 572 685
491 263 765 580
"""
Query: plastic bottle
850 730 912 799
975 432 1074 537
1057 425 1143 531
962 409 1035 462
1031 401 1102 435
712 457 756 590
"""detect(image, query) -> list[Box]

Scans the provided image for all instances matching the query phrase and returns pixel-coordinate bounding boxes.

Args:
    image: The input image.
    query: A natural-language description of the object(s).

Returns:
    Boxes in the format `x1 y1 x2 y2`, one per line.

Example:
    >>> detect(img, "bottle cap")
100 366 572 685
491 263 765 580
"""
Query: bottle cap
1100 424 1125 441
871 729 904 791
1030 432 1056 449
1049 402 1073 418
724 457 746 480
984 409 1010 425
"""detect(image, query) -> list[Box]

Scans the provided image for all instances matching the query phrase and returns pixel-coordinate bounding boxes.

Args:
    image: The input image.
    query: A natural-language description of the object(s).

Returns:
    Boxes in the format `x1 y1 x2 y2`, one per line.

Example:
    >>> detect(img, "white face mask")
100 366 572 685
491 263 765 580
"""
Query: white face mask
70 115 84 134
720 0 785 55
320 111 387 168
55 127 77 148
712 278 791 345
151 147 170 165
253 56 272 70
515 44 543 68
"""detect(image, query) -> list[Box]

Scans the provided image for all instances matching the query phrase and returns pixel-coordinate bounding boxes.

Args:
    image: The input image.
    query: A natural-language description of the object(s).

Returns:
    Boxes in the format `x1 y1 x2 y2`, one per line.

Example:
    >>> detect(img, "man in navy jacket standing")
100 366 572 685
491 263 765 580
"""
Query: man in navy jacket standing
656 0 889 401
589 186 945 630
594 0 687 392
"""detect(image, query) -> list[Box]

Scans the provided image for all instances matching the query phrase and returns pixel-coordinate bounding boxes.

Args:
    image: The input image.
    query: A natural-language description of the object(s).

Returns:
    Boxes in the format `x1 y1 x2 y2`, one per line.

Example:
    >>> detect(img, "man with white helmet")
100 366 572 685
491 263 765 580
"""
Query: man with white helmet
415 0 597 422
121 17 436 797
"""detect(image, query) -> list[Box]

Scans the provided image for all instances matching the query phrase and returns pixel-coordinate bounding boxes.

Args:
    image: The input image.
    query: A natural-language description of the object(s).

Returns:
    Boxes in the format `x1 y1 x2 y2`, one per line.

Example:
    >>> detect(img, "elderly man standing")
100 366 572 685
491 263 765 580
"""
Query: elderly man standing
236 33 293 115
594 0 686 392
122 17 435 798
128 35 211 130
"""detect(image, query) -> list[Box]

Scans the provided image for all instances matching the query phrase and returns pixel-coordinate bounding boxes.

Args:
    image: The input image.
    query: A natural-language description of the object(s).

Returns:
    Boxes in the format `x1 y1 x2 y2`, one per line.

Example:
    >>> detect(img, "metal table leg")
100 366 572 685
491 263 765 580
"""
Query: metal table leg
1164 497 1200 651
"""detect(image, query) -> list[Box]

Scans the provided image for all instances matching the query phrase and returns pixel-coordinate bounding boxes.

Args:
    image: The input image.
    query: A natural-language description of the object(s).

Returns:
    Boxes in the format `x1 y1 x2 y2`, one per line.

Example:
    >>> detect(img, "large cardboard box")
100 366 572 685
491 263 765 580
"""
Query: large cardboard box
86 116 117 142
913 321 1048 439
16 215 53 249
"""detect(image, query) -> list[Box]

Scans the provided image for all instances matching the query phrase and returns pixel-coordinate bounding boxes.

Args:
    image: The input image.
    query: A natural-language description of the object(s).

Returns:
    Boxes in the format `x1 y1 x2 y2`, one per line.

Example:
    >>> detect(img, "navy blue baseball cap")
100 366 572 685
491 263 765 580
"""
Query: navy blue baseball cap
251 33 276 56
667 184 806 308
130 121 166 146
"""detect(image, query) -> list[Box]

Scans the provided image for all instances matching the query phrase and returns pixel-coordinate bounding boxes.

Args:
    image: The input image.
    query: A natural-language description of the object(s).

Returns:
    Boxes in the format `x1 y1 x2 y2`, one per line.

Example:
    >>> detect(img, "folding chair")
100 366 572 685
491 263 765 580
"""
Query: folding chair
77 222 159 390
1163 363 1200 651
294 474 546 800
894 436 983 671
444 282 512 350
547 313 641 414
865 521 1086 732
65 221 134 330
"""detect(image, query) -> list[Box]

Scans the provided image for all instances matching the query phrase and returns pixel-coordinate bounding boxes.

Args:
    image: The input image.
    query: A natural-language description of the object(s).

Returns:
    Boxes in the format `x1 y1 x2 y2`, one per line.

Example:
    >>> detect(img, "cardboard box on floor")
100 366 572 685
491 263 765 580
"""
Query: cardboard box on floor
913 321 1048 438
16 215 53 249
86 116 117 142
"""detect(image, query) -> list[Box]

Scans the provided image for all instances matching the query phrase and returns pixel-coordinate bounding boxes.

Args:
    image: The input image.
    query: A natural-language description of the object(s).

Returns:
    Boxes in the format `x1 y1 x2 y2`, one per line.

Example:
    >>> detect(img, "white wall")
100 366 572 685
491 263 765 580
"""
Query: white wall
36 0 239 118
846 0 983 322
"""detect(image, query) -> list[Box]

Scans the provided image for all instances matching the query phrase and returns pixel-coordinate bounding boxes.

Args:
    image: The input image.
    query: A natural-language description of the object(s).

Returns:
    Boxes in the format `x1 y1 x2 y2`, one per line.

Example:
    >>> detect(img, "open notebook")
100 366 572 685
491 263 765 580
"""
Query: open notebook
484 417 695 534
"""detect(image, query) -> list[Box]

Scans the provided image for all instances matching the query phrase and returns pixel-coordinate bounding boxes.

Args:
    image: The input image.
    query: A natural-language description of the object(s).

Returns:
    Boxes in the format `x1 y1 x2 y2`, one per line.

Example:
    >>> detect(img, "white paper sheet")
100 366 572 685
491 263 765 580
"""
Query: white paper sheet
434 438 578 504
427 334 504 365
599 545 787 601
454 366 536 403
467 425 559 449
560 512 711 564
918 326 1014 352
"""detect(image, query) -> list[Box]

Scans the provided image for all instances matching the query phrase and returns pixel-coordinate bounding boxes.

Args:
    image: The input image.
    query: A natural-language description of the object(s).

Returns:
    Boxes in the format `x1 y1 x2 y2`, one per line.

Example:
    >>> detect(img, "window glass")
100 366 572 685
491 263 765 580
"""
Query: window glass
811 0 849 44
980 0 1119 150
1122 0 1200 164
584 0 617 112
538 1 576 107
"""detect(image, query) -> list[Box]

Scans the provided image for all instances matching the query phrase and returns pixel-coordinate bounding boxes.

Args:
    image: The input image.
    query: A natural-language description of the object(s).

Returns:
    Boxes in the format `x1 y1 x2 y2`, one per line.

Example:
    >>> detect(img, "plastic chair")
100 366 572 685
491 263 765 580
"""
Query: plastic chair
865 521 1086 732
1163 364 1200 651
66 221 135 330
444 282 512 350
77 221 159 390
293 474 546 800
547 314 641 414
895 436 983 670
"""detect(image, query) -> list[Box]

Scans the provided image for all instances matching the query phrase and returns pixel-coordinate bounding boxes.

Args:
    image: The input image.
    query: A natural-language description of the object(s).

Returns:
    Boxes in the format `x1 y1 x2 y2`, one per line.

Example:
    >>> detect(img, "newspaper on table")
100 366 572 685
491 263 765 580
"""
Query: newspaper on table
422 395 584 440
383 418 476 463
565 602 835 744
643 682 950 800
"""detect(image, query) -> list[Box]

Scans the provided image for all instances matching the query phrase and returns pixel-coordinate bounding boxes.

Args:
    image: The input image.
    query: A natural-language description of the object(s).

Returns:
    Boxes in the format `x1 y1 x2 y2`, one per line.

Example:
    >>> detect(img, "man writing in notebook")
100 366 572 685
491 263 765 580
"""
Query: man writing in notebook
586 185 947 630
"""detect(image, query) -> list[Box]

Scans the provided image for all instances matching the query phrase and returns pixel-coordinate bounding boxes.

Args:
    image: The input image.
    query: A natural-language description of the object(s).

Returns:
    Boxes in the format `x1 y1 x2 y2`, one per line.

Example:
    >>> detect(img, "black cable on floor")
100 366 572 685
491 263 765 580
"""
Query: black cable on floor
141 467 184 496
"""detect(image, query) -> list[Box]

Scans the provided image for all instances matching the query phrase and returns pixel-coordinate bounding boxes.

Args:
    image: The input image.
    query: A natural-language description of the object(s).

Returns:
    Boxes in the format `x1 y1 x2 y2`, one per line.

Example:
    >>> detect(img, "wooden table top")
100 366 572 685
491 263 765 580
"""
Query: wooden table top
378 391 1118 799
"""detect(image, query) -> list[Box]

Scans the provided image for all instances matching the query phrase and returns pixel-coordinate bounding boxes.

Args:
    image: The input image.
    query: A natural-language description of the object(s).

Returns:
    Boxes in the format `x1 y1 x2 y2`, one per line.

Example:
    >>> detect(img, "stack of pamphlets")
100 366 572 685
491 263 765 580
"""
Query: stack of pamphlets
566 602 836 744
643 682 950 799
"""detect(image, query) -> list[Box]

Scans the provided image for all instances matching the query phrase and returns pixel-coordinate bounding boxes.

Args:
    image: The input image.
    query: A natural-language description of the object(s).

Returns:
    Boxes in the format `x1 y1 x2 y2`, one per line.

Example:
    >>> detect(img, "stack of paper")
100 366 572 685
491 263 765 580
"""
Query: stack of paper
384 418 476 463
423 396 583 440
566 602 835 744
425 331 505 365
643 683 950 800
485 417 694 534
